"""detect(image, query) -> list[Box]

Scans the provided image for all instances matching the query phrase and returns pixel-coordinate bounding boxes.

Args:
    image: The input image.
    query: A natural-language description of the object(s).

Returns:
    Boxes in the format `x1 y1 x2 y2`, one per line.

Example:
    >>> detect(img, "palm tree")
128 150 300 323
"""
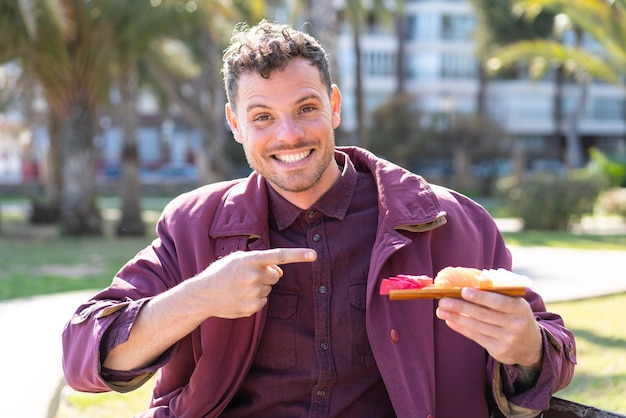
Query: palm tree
145 0 269 187
0 1 221 235
0 0 117 235
393 0 407 96
0 0 64 223
468 0 557 116
105 2 196 236
289 0 402 147
342 0 390 148
489 0 625 168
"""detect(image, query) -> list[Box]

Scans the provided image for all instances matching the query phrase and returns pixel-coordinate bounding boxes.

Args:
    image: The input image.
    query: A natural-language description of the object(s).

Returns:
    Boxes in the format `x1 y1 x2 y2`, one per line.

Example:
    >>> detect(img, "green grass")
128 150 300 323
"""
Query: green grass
56 377 155 418
547 293 626 413
0 234 153 299
55 294 626 417
1 196 625 415
0 196 159 301
502 231 626 250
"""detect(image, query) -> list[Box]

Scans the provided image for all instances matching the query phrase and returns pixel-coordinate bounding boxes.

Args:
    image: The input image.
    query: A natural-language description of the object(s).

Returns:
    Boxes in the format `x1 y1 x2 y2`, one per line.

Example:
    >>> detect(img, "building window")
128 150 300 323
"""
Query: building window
441 14 475 40
516 135 545 152
363 50 396 77
408 52 439 81
441 54 476 79
596 136 623 153
592 98 624 120
412 13 439 41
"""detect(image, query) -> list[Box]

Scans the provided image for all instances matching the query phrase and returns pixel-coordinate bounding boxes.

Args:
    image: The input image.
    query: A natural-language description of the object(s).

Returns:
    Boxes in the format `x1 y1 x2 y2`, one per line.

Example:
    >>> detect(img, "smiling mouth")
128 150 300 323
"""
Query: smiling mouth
273 150 312 163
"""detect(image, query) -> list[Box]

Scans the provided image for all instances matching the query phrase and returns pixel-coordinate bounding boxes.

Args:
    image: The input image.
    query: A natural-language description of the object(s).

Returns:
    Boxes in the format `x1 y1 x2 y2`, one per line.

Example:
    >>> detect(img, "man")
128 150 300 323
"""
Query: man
62 20 576 417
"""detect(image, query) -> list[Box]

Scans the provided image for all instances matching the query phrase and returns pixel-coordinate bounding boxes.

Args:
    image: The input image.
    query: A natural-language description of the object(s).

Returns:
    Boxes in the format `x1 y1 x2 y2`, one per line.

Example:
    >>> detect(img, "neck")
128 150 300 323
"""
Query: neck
272 160 342 210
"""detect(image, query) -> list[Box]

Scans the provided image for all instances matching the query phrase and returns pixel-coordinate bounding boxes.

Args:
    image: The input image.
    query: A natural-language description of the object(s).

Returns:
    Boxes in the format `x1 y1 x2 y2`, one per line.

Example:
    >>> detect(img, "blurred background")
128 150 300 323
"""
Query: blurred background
2 2 626 415
1 0 625 236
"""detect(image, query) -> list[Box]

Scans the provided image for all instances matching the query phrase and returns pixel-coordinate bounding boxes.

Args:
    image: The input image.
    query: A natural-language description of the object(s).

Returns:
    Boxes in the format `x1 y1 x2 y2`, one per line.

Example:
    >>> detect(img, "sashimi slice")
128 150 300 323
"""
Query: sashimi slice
434 266 531 289
379 274 433 295
434 266 490 288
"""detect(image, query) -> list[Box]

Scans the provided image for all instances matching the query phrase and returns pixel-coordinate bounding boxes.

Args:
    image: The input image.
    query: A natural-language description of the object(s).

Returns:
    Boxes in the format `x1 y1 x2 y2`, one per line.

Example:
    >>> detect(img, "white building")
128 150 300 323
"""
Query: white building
2 1 624 186
333 0 625 166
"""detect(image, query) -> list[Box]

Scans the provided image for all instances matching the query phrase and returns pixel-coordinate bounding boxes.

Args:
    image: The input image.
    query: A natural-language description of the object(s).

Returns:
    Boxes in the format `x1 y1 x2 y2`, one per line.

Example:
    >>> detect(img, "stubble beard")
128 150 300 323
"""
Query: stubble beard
245 138 335 194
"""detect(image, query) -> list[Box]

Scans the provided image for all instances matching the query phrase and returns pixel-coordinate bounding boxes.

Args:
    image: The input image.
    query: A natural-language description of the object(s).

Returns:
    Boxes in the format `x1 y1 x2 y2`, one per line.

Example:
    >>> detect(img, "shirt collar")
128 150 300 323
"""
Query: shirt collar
268 150 358 231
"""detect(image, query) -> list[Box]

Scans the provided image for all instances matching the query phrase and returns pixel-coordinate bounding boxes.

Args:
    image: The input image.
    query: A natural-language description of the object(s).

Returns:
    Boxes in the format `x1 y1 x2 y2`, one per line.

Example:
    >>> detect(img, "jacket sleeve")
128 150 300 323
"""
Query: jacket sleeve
61 209 186 393
61 296 166 392
455 194 577 414
489 287 577 415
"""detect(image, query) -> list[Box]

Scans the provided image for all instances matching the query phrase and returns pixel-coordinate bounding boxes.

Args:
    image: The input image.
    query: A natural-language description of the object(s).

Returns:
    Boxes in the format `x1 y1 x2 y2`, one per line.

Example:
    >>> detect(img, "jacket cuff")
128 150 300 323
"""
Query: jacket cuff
495 323 576 412
101 346 174 393
492 362 543 418
98 298 176 392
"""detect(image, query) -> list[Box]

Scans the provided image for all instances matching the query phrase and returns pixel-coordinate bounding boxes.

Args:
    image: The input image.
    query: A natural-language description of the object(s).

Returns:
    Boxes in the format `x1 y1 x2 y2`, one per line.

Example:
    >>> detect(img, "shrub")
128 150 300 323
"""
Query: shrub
596 188 626 219
587 147 626 187
497 170 606 230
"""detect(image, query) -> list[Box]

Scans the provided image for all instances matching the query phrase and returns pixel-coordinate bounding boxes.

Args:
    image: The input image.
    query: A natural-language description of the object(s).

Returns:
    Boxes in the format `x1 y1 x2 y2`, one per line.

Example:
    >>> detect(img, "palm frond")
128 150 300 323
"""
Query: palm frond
510 0 626 83
490 39 621 83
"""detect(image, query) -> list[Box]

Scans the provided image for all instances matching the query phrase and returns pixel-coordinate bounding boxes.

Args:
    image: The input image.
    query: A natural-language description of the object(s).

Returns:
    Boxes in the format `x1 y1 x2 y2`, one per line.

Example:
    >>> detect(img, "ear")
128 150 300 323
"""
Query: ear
330 84 342 129
225 103 243 144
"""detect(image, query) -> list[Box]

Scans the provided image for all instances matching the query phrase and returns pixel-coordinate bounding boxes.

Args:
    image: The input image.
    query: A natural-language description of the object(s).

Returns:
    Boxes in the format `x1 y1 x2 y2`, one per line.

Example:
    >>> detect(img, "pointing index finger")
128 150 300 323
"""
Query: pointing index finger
259 248 317 266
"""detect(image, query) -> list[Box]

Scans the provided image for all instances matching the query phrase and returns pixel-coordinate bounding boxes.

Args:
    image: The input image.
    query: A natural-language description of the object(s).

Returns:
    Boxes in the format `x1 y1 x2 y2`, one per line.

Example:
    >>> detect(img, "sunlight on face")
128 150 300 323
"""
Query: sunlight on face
226 58 342 208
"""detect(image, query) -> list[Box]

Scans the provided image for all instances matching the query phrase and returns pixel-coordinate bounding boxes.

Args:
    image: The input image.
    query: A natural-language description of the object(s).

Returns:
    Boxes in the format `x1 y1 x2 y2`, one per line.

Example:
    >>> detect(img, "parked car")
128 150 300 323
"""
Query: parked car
140 162 199 184
529 158 568 175
412 159 453 179
471 158 514 179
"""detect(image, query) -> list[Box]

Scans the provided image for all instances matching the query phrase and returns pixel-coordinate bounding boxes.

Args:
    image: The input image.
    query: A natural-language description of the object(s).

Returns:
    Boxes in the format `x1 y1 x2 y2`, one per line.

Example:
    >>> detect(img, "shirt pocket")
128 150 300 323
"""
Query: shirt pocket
254 289 299 370
349 283 376 368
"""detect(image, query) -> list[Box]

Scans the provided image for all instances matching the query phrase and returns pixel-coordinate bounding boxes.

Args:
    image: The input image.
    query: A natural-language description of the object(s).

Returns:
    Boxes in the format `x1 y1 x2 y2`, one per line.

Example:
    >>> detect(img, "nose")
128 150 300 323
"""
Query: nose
275 116 304 143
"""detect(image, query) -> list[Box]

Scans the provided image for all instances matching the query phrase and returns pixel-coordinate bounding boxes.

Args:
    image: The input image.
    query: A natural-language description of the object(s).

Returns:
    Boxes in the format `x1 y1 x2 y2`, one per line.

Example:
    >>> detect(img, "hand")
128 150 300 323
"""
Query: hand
188 248 317 320
436 287 542 369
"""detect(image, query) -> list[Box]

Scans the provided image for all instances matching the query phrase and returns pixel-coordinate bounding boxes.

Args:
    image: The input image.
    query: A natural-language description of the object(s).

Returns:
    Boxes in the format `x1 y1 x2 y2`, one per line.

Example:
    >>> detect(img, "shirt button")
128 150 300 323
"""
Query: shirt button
318 285 327 294
317 389 326 398
312 233 321 242
390 329 400 343
307 210 315 218
320 342 329 350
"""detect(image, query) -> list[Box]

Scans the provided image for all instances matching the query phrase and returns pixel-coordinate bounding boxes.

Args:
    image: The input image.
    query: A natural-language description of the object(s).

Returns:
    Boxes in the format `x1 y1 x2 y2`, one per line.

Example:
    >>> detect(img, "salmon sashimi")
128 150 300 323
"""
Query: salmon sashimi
434 266 532 289
434 266 492 288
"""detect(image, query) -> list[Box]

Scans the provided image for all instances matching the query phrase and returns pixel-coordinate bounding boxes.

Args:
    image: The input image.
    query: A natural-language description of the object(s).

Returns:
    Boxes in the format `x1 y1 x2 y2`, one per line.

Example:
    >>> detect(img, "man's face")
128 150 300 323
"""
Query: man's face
225 58 342 208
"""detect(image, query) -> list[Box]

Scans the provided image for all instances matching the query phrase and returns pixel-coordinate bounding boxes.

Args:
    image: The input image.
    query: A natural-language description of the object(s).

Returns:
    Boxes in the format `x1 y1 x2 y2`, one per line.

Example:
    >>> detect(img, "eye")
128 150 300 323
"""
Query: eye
300 105 316 114
253 113 271 122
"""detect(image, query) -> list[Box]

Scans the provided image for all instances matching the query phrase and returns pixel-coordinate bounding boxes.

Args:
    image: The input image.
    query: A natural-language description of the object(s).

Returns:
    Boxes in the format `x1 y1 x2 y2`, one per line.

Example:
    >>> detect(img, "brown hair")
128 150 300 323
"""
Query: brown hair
222 19 332 110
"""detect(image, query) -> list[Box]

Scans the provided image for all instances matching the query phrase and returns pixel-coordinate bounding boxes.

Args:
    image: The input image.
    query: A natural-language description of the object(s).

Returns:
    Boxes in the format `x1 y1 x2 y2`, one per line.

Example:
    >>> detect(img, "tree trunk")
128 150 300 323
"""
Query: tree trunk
452 147 471 191
116 65 146 236
565 80 587 169
302 0 348 145
352 22 367 148
30 108 63 224
476 64 488 117
25 77 61 223
304 0 341 84
394 10 407 95
146 28 234 185
45 111 63 214
198 27 233 184
563 29 586 169
622 81 626 143
60 96 102 235
552 64 565 157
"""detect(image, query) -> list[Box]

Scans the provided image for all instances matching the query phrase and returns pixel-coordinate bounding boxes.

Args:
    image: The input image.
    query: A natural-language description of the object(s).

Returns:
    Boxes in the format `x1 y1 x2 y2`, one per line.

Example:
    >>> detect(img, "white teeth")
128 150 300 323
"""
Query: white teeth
274 150 311 163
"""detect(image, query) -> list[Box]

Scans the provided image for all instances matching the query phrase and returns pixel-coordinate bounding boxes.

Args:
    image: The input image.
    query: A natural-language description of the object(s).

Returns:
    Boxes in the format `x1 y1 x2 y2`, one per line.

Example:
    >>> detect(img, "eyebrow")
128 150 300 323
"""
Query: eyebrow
245 94 323 113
